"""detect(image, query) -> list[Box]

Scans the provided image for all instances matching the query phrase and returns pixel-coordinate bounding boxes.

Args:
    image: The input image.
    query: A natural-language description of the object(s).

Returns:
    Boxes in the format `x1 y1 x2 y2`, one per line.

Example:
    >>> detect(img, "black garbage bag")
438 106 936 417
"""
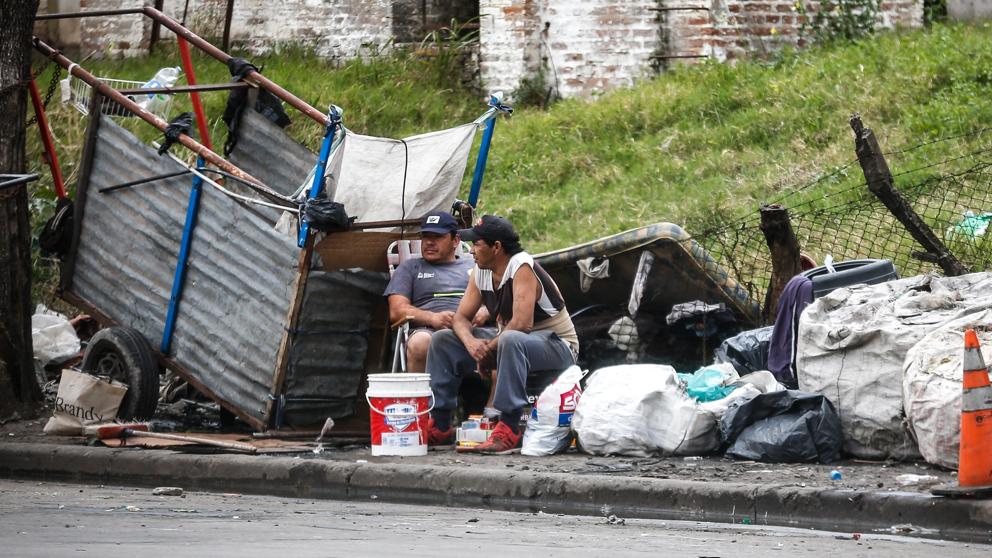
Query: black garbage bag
719 390 842 463
38 196 74 257
303 191 354 233
157 112 195 155
714 326 773 374
222 57 291 156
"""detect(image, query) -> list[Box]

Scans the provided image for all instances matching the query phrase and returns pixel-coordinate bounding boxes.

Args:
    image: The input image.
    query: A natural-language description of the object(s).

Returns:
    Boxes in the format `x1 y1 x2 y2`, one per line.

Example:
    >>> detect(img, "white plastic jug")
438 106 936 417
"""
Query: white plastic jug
138 67 181 113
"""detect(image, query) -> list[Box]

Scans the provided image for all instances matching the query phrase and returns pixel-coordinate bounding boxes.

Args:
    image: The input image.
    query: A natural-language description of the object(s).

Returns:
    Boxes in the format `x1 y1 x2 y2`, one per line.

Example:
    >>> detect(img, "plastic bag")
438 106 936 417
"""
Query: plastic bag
521 365 584 456
680 363 739 402
719 390 843 463
903 309 992 469
715 326 772 374
573 364 720 456
32 307 80 366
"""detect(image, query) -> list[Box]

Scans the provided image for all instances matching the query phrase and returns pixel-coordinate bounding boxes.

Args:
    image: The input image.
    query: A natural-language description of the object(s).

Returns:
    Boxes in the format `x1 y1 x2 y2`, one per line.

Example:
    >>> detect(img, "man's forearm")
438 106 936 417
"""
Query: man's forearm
452 313 476 345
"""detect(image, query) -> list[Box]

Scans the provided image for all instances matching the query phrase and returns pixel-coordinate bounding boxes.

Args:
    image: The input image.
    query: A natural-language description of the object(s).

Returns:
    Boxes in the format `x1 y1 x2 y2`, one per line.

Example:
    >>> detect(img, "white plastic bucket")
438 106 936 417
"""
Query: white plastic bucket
366 373 433 456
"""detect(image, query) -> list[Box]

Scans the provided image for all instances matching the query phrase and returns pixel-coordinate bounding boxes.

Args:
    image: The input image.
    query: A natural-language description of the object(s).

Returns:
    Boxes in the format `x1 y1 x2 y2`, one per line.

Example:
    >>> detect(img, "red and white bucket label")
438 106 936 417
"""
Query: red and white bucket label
369 396 428 453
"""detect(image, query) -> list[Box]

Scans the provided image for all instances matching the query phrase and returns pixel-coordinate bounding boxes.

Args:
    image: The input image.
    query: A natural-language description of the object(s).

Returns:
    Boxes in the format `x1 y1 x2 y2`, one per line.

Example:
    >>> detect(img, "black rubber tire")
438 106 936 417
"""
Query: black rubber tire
80 326 160 420
802 259 898 298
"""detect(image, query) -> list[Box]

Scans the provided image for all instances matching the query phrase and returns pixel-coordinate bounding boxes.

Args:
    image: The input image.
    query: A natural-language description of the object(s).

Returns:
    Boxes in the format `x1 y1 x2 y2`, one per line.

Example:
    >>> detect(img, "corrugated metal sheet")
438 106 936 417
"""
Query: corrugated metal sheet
227 108 314 197
71 114 393 427
167 180 298 424
71 117 189 349
282 268 388 426
71 116 297 424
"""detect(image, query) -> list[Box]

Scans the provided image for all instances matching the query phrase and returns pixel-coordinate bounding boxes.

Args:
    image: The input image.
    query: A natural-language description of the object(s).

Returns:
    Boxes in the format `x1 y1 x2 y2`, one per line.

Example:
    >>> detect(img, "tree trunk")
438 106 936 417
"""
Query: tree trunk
0 0 42 420
760 203 802 324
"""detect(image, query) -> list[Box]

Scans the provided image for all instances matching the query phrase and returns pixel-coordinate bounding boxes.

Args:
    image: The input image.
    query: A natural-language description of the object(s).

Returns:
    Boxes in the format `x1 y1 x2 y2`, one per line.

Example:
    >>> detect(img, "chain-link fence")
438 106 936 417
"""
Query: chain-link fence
691 127 992 311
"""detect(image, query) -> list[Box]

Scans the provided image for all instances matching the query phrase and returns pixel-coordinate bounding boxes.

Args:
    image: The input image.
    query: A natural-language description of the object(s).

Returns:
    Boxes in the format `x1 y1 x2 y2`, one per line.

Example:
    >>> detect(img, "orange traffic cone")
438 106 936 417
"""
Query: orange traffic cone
934 328 992 497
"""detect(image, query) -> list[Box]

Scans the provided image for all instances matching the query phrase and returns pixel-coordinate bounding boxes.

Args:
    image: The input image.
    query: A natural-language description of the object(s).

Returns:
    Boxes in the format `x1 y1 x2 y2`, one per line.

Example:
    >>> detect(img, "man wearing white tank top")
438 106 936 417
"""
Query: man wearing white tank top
425 215 579 454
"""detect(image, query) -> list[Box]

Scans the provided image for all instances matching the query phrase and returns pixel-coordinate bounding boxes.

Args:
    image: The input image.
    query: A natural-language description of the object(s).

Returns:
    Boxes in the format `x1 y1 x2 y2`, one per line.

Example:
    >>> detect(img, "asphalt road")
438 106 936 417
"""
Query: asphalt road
0 479 987 557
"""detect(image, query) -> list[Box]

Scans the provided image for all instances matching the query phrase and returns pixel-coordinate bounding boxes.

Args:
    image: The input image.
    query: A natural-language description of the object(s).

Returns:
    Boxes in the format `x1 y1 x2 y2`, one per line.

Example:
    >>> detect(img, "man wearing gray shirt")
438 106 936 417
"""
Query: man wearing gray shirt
384 211 476 372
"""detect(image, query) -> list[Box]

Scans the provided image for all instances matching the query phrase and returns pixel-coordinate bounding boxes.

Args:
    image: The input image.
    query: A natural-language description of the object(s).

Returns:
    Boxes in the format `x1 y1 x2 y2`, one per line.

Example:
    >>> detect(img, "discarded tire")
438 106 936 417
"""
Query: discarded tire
80 326 160 420
802 258 898 298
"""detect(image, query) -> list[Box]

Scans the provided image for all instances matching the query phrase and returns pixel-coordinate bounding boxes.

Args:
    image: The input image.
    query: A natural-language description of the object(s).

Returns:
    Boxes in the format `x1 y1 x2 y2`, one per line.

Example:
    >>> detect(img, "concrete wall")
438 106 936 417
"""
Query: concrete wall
53 0 924 97
948 0 992 21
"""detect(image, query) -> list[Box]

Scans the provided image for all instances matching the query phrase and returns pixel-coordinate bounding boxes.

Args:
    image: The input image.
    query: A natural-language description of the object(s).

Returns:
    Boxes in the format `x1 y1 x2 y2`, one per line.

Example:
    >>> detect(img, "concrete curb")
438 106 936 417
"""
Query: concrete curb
1 443 990 543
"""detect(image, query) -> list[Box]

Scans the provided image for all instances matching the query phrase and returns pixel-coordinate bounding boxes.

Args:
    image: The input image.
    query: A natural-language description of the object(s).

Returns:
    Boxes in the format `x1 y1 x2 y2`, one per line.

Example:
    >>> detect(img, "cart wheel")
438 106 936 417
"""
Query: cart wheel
81 326 160 420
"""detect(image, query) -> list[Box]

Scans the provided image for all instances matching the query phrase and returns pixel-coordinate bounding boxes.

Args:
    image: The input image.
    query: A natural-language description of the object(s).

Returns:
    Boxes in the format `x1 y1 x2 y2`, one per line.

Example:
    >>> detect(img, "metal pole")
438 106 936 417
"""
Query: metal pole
28 77 66 199
142 6 329 126
222 0 236 52
468 93 512 208
150 0 165 53
161 157 205 355
32 37 290 206
177 36 213 151
297 107 342 247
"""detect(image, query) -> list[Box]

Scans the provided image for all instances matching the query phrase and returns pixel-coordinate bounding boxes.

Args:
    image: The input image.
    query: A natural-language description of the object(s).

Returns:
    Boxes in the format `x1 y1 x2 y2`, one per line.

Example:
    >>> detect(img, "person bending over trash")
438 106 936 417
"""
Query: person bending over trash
426 215 579 454
383 211 478 372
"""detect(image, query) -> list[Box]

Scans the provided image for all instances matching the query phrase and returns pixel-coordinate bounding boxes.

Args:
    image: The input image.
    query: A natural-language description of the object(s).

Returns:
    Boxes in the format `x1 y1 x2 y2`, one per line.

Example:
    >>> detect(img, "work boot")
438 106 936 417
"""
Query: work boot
427 417 454 446
456 421 521 455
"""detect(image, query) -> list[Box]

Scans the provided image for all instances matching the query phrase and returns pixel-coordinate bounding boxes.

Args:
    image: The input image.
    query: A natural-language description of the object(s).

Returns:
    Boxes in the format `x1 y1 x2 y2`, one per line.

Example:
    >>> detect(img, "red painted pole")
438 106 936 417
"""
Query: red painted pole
177 36 213 151
28 76 66 199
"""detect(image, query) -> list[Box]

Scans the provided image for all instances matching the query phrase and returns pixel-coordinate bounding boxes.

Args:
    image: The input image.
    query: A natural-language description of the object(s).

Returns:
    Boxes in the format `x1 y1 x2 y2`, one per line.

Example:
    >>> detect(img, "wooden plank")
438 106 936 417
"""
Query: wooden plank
314 230 402 272
266 233 316 427
59 92 103 293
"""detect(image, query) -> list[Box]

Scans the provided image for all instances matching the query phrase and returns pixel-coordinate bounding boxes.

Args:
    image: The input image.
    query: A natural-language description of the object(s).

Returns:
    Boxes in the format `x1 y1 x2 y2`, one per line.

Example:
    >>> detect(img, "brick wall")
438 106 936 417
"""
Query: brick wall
665 0 924 64
78 0 149 58
66 1 924 98
479 0 542 99
543 0 659 98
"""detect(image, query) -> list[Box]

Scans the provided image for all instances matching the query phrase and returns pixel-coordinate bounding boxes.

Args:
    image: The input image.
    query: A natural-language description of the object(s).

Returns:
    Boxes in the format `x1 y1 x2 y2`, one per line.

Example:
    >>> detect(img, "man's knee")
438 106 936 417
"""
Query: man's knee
499 329 527 345
406 331 432 361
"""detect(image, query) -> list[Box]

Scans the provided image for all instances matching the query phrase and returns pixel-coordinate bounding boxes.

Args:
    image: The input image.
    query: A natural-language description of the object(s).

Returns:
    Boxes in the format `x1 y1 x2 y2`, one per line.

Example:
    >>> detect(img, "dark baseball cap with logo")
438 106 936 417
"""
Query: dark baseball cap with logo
457 215 519 244
420 211 459 234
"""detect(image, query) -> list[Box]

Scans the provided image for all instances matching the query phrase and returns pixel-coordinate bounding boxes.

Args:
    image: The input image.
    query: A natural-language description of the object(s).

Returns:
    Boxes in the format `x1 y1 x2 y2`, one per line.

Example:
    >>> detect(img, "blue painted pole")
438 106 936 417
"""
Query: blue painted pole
161 157 205 355
297 106 342 248
468 115 496 208
468 94 511 208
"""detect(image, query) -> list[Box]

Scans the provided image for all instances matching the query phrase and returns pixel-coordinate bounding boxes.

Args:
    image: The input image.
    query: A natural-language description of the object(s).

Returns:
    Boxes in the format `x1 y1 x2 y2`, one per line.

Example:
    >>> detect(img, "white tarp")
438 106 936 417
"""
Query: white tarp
572 364 764 457
331 123 478 226
798 272 992 460
903 309 992 469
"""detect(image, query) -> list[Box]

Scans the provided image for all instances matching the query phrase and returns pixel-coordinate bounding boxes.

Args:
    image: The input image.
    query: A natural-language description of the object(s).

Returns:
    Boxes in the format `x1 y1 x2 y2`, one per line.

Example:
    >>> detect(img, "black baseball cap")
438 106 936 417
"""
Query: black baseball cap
458 215 519 244
420 211 459 235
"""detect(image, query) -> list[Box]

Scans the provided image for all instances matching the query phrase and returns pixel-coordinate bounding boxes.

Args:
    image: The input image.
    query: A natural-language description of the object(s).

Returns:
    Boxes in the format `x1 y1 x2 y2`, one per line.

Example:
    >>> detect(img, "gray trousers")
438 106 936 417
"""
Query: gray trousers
426 327 576 417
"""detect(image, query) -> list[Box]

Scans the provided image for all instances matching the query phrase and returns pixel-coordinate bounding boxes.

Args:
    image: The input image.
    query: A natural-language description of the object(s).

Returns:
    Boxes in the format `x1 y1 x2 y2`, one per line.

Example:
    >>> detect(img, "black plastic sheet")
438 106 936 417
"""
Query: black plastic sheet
714 326 773 374
719 390 843 463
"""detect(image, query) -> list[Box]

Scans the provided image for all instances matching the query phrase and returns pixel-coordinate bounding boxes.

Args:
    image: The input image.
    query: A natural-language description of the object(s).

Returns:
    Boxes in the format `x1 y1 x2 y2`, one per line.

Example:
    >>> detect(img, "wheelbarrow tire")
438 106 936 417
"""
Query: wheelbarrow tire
80 326 160 420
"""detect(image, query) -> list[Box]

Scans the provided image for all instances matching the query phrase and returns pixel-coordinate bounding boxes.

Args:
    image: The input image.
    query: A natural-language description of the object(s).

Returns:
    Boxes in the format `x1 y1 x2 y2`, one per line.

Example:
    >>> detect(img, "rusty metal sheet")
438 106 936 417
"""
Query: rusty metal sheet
167 177 298 425
69 117 297 425
70 117 188 348
227 108 315 197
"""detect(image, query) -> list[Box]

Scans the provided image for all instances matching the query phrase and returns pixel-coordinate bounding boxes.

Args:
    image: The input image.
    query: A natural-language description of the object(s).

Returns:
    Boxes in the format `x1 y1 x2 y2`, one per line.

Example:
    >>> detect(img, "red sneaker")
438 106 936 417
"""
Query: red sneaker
456 421 522 455
427 417 454 446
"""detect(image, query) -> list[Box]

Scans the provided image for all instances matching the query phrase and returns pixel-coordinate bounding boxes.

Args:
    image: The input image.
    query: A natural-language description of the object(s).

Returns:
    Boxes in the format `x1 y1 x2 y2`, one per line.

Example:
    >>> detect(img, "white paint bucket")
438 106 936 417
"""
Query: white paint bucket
366 373 433 456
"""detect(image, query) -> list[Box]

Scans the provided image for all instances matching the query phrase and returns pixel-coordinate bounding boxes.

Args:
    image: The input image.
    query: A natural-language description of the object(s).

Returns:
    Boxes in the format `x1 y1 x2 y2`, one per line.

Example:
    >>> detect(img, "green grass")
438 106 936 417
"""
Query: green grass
25 21 992 305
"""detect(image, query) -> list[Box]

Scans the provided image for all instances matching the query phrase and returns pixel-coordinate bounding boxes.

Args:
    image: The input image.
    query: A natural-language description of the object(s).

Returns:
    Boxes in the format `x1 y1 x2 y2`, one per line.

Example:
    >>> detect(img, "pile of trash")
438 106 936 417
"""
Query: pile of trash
522 362 842 463
522 271 992 467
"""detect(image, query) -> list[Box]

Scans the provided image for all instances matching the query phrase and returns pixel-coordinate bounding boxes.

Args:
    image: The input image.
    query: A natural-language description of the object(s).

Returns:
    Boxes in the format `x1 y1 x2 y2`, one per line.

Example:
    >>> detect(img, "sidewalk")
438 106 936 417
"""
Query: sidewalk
1 421 990 543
